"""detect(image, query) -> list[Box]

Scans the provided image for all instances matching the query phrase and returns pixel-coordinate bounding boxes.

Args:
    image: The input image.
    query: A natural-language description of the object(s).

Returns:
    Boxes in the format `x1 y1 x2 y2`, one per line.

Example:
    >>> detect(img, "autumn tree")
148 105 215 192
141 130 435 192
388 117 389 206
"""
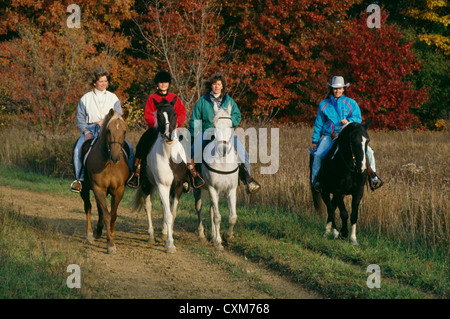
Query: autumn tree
326 9 429 130
132 0 236 111
0 0 134 133
352 0 449 128
220 0 369 123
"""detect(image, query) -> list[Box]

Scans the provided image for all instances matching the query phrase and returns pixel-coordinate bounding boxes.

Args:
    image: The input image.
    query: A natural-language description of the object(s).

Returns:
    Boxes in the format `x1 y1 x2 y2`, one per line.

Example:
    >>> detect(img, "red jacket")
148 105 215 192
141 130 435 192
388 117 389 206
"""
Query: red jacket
144 92 186 129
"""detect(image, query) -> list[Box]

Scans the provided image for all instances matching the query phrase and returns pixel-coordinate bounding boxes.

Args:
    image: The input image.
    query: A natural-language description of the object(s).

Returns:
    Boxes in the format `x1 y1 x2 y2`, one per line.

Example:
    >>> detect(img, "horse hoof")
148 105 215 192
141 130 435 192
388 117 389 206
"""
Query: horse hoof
198 236 207 243
223 234 234 242
161 234 168 242
107 245 117 254
94 230 102 239
148 237 156 245
351 239 359 246
333 229 339 239
86 233 95 244
215 244 224 252
166 246 176 254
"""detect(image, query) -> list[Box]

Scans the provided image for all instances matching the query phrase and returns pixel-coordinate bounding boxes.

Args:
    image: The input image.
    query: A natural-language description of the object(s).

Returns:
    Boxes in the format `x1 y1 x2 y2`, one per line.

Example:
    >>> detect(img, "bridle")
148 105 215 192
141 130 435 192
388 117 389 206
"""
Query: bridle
202 115 238 174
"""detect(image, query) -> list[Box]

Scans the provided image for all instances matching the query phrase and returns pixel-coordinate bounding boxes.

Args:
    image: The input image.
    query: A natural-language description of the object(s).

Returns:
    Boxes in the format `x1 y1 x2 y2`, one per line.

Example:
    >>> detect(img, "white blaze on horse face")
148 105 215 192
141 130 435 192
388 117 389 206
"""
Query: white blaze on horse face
163 112 169 137
361 136 367 172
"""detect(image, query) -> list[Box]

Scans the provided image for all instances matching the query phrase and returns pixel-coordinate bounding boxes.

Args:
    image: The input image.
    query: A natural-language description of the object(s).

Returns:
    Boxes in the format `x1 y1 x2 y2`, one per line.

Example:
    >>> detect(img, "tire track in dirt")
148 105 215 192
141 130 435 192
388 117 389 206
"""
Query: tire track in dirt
0 185 320 299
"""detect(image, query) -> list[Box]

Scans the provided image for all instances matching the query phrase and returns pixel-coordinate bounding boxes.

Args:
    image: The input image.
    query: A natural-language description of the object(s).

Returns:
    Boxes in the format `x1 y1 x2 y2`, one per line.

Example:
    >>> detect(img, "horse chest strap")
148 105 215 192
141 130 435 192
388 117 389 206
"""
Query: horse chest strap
203 161 238 175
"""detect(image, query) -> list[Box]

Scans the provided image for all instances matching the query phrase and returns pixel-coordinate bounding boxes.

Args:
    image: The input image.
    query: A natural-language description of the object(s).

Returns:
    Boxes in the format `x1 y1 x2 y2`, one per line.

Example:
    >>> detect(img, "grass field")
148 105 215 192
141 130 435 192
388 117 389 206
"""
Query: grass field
0 124 448 298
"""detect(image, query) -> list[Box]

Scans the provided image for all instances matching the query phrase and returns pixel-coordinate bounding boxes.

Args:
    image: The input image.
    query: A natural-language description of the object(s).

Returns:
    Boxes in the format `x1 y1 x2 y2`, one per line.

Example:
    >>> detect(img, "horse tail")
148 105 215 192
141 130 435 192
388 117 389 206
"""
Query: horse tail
131 187 145 212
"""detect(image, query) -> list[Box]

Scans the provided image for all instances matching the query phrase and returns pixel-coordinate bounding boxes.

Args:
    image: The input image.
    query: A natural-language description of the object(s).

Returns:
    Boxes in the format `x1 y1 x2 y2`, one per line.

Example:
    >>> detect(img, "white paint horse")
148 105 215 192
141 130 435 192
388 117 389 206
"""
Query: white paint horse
194 104 239 251
131 98 189 253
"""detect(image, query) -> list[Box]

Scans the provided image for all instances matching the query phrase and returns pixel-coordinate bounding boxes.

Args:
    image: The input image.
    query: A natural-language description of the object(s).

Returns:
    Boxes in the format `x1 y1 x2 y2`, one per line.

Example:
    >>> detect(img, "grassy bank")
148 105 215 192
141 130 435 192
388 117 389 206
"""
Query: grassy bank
0 200 86 298
1 166 447 298
0 125 448 298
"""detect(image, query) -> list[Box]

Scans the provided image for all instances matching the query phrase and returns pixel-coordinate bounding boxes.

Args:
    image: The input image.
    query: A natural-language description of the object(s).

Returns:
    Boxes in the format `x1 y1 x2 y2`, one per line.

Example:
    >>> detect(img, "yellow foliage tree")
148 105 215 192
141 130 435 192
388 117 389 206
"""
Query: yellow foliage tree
403 0 450 55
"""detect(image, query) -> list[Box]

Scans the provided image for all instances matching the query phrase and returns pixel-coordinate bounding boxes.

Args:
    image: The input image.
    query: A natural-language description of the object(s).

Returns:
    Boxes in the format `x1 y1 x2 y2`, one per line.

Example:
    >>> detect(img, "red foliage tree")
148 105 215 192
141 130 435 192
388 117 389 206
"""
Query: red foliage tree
222 0 362 123
325 9 429 130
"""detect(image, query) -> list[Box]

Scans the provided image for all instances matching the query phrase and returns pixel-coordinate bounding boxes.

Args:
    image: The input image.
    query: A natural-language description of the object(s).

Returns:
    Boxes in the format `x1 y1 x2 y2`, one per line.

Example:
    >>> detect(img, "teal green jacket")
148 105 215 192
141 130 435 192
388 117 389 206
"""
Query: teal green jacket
188 93 241 138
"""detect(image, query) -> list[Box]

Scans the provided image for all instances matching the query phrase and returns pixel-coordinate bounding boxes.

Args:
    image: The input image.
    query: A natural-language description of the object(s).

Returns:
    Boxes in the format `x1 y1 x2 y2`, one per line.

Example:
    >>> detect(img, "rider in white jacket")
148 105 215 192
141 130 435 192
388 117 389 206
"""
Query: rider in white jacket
70 67 134 193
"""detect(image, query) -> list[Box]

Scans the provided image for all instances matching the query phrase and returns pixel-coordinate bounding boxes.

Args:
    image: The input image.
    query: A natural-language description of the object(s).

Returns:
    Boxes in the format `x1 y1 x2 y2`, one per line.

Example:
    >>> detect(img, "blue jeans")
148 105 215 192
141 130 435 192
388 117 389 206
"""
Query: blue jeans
311 136 376 184
191 132 251 174
73 126 134 181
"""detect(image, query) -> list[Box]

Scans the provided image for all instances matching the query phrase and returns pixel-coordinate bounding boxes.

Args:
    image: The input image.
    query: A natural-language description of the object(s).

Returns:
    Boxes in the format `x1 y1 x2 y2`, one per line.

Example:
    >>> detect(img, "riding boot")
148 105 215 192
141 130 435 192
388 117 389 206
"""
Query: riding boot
238 164 261 194
127 158 142 189
187 158 205 188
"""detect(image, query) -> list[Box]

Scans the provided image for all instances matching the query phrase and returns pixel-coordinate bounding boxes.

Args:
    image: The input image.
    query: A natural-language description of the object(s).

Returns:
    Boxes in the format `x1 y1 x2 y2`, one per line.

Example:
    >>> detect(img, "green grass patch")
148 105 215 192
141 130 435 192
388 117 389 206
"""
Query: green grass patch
0 203 85 298
1 165 448 299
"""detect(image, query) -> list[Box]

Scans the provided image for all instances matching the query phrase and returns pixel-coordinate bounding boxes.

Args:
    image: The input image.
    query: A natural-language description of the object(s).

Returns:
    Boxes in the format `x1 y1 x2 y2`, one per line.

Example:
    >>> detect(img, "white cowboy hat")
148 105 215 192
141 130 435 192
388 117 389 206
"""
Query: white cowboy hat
327 76 350 89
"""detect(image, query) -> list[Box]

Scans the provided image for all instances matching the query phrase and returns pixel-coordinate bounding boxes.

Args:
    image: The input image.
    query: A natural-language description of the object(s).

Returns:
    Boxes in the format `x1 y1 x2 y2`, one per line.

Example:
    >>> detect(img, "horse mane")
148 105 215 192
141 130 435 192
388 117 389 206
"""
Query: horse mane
100 109 124 140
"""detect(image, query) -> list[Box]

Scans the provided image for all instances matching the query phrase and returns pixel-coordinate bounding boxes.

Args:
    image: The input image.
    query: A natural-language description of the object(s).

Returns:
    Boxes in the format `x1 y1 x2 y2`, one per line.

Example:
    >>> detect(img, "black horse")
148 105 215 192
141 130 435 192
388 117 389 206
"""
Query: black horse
310 120 372 245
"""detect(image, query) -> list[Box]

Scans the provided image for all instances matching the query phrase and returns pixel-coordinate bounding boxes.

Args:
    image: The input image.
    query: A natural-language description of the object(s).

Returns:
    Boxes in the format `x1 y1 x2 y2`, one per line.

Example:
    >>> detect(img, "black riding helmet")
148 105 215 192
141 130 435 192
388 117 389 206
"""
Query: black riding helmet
154 71 171 85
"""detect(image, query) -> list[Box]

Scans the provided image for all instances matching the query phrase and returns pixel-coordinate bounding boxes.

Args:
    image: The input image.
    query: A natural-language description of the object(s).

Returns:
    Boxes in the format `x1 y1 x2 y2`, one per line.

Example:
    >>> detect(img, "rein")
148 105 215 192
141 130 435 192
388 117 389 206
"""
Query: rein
337 146 355 172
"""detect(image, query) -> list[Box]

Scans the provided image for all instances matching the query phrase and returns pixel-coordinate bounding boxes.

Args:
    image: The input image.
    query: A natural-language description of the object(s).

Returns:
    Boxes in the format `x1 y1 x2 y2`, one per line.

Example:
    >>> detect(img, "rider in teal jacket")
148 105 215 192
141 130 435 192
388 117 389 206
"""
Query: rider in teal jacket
311 76 383 191
312 95 362 144
188 93 241 139
187 72 260 194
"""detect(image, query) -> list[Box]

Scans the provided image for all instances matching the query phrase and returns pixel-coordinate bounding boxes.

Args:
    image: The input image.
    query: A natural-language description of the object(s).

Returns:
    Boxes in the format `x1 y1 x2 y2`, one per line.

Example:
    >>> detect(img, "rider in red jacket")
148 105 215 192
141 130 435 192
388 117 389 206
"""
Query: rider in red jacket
127 71 188 188
144 91 186 129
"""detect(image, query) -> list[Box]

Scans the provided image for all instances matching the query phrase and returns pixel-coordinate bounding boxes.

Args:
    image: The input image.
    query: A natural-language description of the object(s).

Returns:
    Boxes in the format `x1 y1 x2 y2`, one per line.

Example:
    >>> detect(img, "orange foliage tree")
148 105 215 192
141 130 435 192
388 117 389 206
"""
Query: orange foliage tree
0 0 134 133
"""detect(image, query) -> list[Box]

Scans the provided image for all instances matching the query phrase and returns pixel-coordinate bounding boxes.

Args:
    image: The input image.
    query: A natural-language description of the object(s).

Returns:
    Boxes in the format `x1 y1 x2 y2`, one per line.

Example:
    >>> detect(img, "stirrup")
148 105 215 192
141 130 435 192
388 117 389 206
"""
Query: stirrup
70 180 82 193
369 173 384 191
246 178 261 194
192 173 205 188
127 173 140 189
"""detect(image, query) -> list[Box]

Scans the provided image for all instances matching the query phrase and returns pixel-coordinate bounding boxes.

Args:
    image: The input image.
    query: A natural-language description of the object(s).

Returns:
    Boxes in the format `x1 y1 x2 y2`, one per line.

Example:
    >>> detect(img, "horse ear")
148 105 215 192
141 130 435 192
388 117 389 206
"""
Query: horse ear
363 118 373 130
109 108 115 117
122 109 129 121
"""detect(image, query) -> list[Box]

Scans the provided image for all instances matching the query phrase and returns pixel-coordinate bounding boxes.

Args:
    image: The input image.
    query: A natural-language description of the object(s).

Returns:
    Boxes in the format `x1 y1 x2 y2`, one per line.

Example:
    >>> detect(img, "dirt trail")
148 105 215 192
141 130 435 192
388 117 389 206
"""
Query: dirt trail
0 185 320 299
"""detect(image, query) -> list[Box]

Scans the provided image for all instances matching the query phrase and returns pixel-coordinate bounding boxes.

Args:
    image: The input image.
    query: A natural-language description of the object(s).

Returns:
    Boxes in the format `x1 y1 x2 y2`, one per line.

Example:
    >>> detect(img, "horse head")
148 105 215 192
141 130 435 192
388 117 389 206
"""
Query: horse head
338 119 372 173
155 98 178 143
101 108 127 164
212 103 233 157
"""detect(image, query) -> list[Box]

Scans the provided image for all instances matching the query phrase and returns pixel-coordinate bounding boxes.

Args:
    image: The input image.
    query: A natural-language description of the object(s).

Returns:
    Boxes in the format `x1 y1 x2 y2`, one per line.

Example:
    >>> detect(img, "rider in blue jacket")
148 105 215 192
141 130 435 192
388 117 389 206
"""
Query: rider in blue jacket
311 76 383 191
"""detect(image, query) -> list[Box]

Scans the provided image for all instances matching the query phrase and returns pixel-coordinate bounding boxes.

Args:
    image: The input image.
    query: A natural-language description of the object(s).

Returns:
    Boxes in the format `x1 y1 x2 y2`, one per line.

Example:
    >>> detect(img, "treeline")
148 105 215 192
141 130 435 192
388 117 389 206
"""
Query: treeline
0 0 448 132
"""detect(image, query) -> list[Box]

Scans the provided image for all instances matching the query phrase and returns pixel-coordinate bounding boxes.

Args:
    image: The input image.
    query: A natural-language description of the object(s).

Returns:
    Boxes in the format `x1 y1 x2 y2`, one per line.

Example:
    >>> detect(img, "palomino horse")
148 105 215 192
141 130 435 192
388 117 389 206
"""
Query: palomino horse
194 104 239 251
312 120 372 245
131 98 189 253
79 108 129 254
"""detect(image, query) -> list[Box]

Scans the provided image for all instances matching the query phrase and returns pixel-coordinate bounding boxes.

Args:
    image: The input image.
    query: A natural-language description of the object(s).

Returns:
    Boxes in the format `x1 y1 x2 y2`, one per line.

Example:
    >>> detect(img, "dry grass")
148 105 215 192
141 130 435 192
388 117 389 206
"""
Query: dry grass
0 123 448 254
238 124 449 254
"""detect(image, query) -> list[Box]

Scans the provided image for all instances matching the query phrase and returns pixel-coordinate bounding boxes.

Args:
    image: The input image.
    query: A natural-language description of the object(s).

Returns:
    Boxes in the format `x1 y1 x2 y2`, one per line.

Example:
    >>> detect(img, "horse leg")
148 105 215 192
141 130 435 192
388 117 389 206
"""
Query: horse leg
108 188 125 254
322 192 339 239
194 188 206 241
158 185 176 253
144 193 155 244
170 186 183 235
223 188 237 242
94 201 104 239
209 188 223 251
81 185 94 244
336 195 349 239
93 188 115 254
350 189 364 246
